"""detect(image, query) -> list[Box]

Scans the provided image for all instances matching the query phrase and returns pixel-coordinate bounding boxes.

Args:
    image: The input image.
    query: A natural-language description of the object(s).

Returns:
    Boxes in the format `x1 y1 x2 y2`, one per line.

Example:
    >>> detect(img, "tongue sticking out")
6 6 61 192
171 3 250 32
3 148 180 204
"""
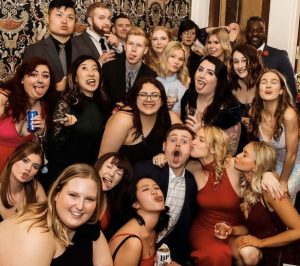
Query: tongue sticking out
173 150 180 164
34 87 44 96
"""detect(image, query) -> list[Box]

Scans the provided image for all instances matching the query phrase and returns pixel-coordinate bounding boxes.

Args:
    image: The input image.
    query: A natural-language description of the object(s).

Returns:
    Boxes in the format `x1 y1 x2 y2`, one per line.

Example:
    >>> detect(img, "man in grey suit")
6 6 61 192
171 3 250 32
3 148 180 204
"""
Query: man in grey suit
245 16 297 99
72 2 123 66
23 0 76 91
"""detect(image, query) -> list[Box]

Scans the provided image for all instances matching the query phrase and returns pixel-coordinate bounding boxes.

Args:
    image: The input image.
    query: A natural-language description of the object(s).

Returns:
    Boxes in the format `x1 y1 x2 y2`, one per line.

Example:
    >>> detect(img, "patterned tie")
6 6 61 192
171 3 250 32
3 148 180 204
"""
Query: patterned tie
127 71 134 92
99 38 107 52
58 44 67 75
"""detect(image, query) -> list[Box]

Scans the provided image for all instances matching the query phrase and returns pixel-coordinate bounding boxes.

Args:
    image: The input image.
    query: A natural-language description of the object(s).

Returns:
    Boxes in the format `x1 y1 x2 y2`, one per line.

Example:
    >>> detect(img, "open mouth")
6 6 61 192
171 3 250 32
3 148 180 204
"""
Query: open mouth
70 210 84 217
102 176 113 187
34 85 45 95
86 79 96 85
172 150 181 163
154 195 163 202
196 79 206 90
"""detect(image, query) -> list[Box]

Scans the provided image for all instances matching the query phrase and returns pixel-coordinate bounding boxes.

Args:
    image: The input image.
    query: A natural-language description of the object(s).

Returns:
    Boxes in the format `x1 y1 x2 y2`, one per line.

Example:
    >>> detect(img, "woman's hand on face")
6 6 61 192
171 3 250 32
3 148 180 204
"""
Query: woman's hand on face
235 235 263 249
153 153 167 168
185 115 201 133
261 172 284 200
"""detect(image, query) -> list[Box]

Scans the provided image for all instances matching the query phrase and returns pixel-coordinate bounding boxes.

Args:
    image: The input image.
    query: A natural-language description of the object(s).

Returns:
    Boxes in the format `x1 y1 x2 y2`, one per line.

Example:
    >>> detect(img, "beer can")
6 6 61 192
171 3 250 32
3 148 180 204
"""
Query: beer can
155 244 171 266
27 110 38 132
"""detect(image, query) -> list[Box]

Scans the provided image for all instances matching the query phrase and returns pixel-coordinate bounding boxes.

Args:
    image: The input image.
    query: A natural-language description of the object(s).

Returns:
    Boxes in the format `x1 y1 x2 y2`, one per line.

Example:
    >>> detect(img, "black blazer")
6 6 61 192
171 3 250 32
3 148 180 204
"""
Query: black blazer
134 160 198 266
23 36 79 83
102 56 157 111
262 44 297 99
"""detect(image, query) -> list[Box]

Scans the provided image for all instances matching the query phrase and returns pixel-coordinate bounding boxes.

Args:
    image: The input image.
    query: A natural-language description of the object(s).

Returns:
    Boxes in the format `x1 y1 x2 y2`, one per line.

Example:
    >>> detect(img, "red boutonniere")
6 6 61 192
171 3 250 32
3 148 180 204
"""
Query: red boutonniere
262 50 269 57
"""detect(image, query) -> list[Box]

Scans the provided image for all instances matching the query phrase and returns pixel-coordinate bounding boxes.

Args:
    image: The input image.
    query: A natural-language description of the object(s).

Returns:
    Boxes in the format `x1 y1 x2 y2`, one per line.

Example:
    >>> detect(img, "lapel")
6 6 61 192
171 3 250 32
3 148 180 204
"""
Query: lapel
133 63 145 88
82 31 100 59
43 37 64 75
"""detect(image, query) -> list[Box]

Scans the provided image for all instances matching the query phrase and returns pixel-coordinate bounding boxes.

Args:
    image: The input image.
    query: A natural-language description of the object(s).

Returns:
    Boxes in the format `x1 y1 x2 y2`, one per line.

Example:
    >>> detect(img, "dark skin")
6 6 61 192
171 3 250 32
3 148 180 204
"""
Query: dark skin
245 20 266 49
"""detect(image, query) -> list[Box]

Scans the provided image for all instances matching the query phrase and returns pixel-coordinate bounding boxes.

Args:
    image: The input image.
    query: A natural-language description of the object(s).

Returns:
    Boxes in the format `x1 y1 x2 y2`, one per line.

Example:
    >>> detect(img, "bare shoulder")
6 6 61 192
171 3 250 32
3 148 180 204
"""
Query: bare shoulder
107 110 133 128
283 107 298 122
0 218 57 266
35 180 47 202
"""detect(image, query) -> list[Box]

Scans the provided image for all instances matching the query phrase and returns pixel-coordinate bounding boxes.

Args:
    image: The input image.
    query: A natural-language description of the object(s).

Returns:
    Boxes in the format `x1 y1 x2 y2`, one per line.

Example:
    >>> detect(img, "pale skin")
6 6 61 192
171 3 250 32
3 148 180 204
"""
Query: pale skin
231 185 300 266
0 217 113 266
99 81 181 157
258 72 299 194
109 178 165 266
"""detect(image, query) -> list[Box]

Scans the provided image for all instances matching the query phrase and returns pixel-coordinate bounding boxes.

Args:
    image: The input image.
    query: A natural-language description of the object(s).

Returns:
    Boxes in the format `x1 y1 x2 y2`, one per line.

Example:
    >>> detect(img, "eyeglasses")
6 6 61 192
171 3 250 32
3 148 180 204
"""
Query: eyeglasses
183 30 196 36
137 92 161 101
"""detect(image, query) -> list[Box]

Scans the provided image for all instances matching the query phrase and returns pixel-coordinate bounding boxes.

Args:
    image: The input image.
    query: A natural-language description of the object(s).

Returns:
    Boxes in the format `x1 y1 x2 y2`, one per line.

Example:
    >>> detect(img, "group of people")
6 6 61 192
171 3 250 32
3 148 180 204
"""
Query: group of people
0 0 300 265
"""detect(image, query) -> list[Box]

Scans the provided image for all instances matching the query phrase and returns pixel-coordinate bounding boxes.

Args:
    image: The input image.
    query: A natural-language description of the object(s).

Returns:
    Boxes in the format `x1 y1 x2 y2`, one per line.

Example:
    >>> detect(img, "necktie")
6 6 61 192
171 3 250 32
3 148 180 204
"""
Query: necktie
58 44 67 75
99 38 107 52
127 71 134 92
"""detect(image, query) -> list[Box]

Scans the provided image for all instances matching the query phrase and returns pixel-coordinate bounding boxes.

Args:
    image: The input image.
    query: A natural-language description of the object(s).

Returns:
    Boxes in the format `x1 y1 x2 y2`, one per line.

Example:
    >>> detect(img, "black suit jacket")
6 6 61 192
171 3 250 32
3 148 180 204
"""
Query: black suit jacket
134 160 198 266
102 56 157 111
262 44 297 99
23 36 79 83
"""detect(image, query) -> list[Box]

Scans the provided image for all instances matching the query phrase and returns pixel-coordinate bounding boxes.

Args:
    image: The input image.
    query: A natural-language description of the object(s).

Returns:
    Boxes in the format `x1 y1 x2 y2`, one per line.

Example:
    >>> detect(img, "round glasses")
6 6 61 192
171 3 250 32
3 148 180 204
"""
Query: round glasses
137 92 161 101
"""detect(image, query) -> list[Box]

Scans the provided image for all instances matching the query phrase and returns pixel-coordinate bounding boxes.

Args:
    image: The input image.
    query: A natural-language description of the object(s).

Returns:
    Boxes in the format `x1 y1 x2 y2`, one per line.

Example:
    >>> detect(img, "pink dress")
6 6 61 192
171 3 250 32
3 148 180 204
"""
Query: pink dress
189 162 242 266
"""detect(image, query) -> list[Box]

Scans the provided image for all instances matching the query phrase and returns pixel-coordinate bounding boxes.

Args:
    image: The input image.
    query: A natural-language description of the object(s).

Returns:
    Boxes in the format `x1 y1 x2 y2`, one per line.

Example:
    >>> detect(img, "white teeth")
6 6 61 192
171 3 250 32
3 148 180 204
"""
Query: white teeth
86 79 95 84
70 211 83 217
103 177 112 183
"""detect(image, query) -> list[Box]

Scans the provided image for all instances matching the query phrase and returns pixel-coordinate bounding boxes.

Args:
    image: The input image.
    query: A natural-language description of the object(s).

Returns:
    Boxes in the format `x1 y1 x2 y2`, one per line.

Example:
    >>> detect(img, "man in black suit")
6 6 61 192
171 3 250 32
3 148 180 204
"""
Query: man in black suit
23 0 77 91
72 2 123 66
102 26 156 112
245 16 297 98
134 124 197 266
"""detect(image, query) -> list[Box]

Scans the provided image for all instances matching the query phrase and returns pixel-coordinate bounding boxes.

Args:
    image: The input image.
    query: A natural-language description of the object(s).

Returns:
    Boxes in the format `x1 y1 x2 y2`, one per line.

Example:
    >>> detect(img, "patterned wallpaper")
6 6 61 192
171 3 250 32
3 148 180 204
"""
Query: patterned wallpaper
0 0 191 82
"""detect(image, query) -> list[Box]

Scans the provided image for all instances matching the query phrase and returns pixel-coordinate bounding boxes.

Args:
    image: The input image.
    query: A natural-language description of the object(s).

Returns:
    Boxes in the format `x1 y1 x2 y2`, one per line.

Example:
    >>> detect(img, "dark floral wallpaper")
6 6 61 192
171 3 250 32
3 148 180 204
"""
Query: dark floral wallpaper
0 0 191 82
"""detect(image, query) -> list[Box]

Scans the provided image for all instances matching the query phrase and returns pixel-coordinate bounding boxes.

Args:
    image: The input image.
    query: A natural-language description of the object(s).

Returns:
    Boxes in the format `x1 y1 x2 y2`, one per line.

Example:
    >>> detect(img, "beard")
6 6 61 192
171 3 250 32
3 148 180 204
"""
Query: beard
92 22 110 36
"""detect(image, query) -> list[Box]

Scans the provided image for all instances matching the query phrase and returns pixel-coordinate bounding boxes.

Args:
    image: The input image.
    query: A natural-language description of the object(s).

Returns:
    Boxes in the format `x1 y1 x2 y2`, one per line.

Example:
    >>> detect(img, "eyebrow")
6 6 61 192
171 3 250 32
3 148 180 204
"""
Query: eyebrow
25 156 41 167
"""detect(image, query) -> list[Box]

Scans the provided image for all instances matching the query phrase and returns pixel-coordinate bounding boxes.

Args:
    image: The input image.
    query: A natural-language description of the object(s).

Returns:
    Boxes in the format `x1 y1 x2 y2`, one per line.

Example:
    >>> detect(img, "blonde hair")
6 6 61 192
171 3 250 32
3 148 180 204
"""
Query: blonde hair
240 141 277 212
202 126 230 185
125 26 149 46
157 41 190 87
203 28 232 71
145 26 174 71
16 164 103 247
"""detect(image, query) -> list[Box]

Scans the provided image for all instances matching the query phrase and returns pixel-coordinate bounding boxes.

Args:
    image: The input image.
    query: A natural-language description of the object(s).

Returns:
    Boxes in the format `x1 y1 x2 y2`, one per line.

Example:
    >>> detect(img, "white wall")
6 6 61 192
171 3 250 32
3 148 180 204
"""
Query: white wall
268 0 300 67
191 0 300 68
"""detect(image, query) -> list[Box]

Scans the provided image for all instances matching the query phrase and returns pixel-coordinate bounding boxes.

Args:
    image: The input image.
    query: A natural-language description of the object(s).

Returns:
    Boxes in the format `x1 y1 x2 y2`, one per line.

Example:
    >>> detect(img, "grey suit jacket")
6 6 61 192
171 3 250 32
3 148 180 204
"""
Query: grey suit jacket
23 36 79 83
72 30 100 61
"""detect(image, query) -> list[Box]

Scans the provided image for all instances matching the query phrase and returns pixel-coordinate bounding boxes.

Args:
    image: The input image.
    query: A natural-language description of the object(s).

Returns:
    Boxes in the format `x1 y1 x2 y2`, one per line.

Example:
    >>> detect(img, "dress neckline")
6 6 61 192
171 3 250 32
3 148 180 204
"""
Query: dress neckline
202 160 215 171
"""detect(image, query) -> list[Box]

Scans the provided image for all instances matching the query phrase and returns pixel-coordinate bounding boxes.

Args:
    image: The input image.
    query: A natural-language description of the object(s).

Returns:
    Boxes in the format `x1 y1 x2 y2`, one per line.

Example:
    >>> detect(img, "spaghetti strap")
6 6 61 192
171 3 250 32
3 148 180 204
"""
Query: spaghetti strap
111 234 142 261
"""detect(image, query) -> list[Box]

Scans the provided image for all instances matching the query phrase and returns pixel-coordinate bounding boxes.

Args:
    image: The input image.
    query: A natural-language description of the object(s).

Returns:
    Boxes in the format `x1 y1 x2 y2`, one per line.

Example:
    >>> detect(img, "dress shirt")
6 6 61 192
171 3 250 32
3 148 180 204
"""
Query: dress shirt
157 167 186 242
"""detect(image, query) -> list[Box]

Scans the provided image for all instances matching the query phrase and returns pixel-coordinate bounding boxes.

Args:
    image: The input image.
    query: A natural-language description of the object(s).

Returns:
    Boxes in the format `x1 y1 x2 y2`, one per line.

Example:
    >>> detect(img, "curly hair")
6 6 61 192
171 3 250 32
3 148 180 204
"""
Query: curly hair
1 57 57 128
202 126 230 185
125 77 171 141
203 28 232 71
16 163 103 247
145 26 173 72
156 41 190 87
229 44 264 91
240 141 277 212
250 69 297 141
0 142 44 209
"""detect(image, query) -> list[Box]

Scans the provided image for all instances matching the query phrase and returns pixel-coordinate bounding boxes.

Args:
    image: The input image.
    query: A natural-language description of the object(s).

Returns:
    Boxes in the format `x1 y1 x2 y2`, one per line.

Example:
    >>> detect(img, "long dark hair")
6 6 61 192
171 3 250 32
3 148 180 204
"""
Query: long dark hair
124 175 169 233
125 77 171 140
229 44 264 91
62 55 104 110
1 57 57 127
94 152 133 237
250 69 297 141
183 55 237 124
0 142 44 208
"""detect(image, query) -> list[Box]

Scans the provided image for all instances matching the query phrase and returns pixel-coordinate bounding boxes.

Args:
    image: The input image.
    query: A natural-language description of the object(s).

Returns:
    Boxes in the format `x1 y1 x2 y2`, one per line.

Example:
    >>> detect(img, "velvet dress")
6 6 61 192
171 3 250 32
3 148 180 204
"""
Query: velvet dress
189 162 242 266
